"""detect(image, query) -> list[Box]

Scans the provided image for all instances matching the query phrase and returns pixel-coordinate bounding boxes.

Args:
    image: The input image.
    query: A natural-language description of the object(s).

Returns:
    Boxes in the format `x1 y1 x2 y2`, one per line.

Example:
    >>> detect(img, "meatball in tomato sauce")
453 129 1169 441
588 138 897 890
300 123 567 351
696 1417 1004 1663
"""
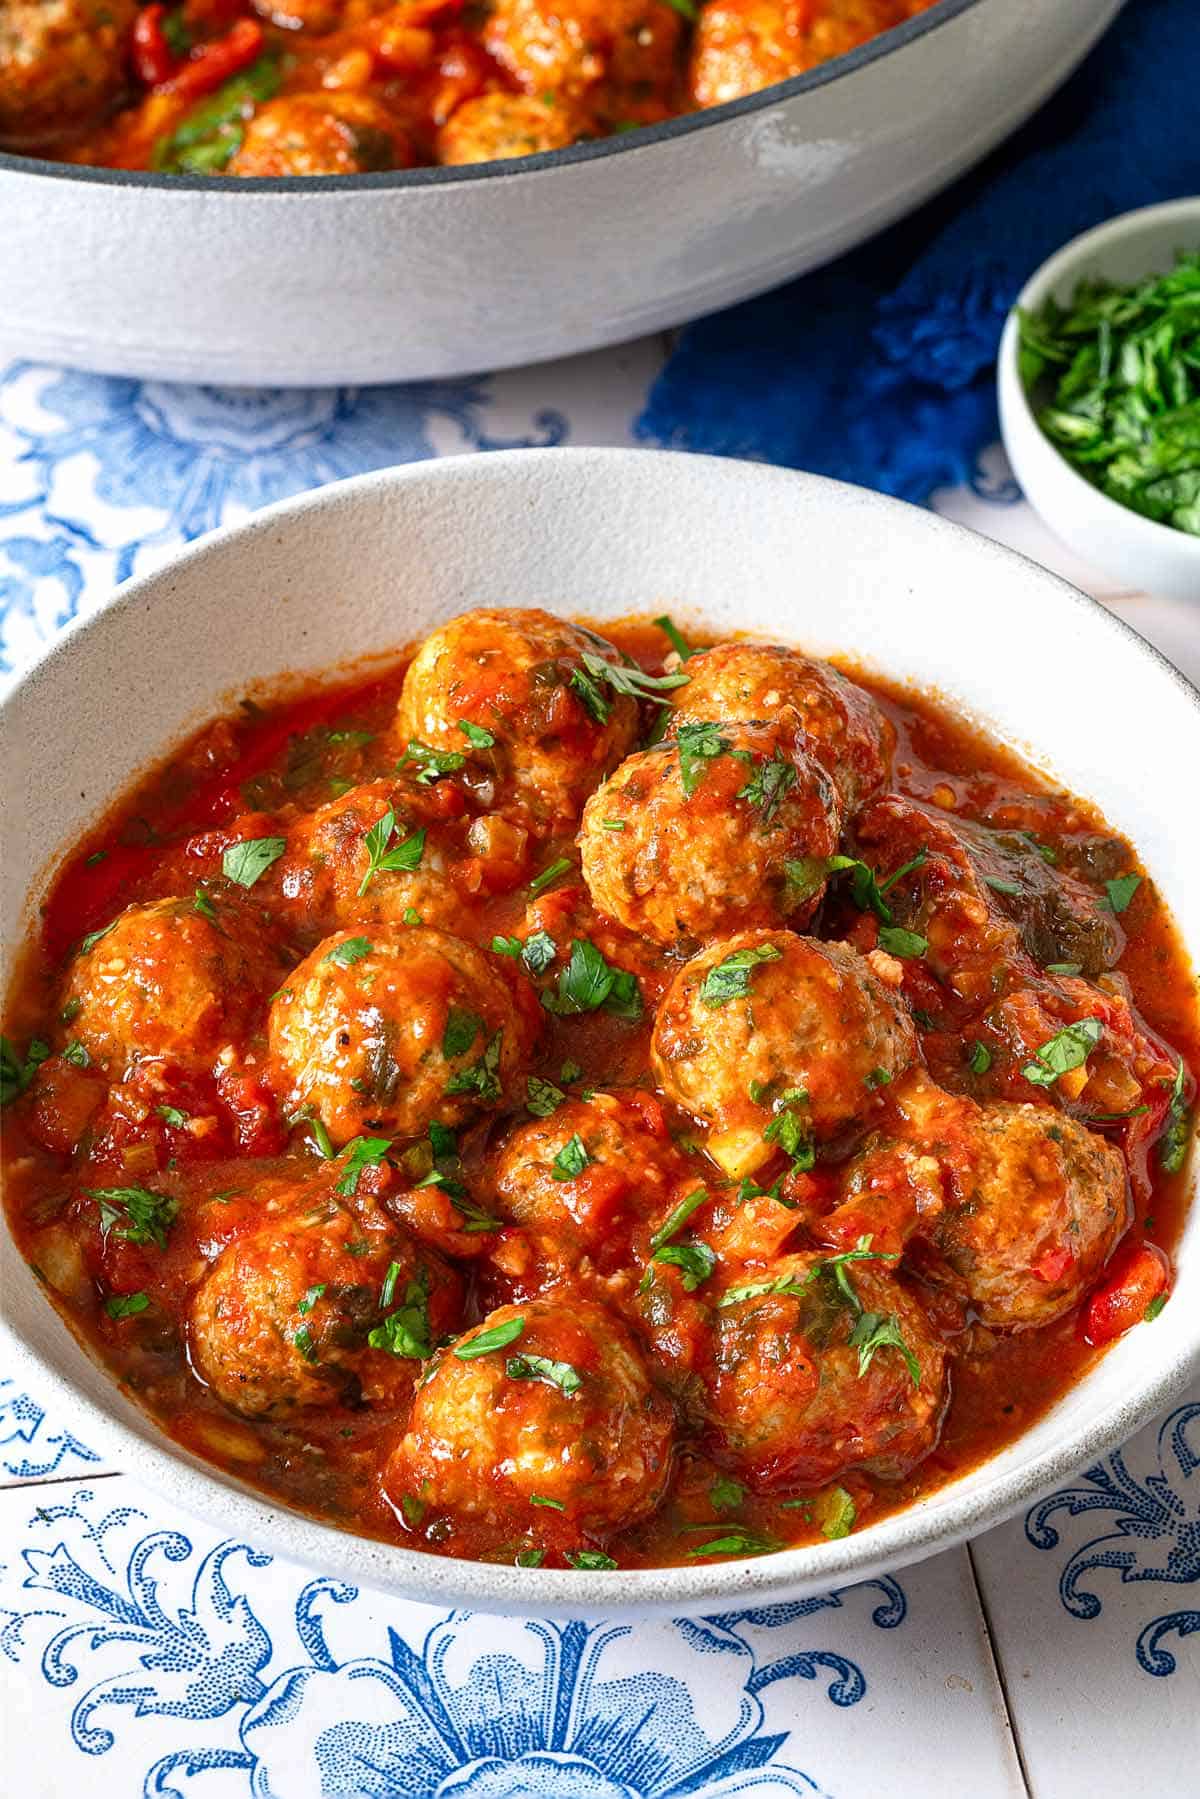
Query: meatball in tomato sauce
190 1179 461 1417
579 718 842 946
386 1296 675 1540
0 0 135 148
396 608 639 833
228 92 411 177
699 1250 947 1490
652 930 917 1175
268 925 527 1145
670 639 894 816
60 895 276 1079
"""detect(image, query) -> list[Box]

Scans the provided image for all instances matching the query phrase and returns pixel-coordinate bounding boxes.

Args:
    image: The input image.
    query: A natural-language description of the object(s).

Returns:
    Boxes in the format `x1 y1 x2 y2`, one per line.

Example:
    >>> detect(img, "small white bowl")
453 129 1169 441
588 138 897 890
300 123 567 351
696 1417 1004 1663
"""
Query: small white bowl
998 198 1200 602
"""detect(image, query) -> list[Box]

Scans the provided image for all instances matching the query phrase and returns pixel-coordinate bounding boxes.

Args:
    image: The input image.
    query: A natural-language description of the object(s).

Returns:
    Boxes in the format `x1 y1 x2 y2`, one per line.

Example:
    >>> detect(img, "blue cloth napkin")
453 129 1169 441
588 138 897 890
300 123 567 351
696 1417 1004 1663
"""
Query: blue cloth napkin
636 0 1200 503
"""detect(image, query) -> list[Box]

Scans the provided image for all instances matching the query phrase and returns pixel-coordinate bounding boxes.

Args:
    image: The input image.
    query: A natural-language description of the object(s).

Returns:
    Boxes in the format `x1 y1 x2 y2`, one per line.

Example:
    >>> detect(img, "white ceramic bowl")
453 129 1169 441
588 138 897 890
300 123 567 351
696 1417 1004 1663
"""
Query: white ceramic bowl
0 0 1122 384
998 198 1200 602
1 448 1197 1618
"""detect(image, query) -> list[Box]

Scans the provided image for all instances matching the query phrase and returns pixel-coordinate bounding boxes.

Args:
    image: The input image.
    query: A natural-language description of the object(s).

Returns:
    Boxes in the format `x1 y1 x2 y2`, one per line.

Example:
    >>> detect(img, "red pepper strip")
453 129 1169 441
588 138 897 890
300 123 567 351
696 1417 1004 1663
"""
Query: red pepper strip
164 18 265 101
1083 1240 1170 1347
132 5 178 87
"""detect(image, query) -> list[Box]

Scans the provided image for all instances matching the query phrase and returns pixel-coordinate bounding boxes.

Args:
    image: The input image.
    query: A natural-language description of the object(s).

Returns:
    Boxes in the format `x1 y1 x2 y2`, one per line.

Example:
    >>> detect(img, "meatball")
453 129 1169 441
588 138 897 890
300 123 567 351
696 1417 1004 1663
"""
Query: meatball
671 641 893 816
437 92 584 166
190 1183 461 1417
652 929 917 1176
60 895 275 1078
228 93 411 178
269 925 527 1146
702 1250 946 1490
690 0 907 108
0 0 135 149
579 717 841 945
385 1296 675 1538
490 1090 695 1279
278 779 454 934
483 0 682 121
396 608 639 832
928 1101 1130 1330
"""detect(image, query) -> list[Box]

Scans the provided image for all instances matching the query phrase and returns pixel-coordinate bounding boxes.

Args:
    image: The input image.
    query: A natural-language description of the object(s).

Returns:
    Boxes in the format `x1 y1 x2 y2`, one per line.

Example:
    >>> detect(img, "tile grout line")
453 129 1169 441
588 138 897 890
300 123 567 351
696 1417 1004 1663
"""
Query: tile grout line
966 1540 1036 1799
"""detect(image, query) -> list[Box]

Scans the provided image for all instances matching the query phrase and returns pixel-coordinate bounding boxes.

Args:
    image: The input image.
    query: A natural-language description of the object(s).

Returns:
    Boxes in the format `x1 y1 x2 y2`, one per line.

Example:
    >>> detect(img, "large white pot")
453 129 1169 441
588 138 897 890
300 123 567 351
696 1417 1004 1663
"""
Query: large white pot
0 0 1121 384
1 447 1196 1617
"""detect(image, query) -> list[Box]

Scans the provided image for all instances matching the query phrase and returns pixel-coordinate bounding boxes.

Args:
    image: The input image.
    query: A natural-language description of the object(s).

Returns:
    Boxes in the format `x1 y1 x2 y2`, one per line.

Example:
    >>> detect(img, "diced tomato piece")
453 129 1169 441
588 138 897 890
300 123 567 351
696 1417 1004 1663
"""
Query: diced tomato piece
1083 1241 1170 1346
1032 1242 1075 1285
165 19 264 101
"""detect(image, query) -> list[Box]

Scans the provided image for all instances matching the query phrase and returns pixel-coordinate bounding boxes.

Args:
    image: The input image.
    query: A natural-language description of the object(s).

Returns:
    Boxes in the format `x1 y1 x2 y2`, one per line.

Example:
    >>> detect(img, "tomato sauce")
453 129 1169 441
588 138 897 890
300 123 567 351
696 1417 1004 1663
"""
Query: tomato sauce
2 614 1195 1571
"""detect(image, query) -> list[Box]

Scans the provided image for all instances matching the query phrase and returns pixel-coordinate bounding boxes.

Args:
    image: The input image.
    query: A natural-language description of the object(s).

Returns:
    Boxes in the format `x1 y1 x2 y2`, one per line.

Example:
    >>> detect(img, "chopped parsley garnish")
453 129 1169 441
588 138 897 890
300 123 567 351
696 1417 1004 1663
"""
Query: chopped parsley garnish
105 1292 150 1320
735 747 796 825
521 930 558 975
155 1103 189 1128
60 998 82 1025
324 935 372 967
736 1173 789 1207
222 836 286 889
653 613 694 660
357 808 425 896
877 925 928 959
492 935 522 958
699 943 782 1008
444 1029 504 1102
565 1549 618 1571
676 721 730 797
818 1235 898 1308
649 1186 707 1251
824 848 927 922
457 719 496 749
399 740 466 784
1045 961 1083 976
297 1283 327 1315
1101 872 1142 914
600 819 625 831
87 1185 178 1251
442 1007 481 1059
551 1133 591 1181
820 1485 857 1540
848 1310 922 1384
454 1315 526 1359
78 919 117 955
865 1066 892 1090
569 652 689 724
651 1240 717 1291
506 1352 582 1394
968 1040 993 1075
192 887 219 924
516 1548 546 1567
1144 1294 1168 1322
685 1529 777 1559
1159 1058 1191 1174
379 1262 401 1310
984 875 1023 896
293 1324 318 1363
333 1135 392 1196
541 938 643 1021
560 1060 584 1084
526 1075 566 1117
327 728 374 748
367 1276 431 1360
404 908 422 925
717 1272 811 1308
1021 1017 1103 1089
1016 254 1200 538
710 1475 746 1513
528 857 573 899
762 1099 814 1170
58 1039 88 1069
1 1035 49 1106
530 1494 566 1510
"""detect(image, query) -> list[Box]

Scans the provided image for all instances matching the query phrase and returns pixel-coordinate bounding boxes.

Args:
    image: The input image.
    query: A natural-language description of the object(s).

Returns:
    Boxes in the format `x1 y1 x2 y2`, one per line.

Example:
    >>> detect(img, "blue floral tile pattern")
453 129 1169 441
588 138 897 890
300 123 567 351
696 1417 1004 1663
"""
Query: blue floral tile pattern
0 1379 102 1483
0 1480 913 1799
0 361 564 678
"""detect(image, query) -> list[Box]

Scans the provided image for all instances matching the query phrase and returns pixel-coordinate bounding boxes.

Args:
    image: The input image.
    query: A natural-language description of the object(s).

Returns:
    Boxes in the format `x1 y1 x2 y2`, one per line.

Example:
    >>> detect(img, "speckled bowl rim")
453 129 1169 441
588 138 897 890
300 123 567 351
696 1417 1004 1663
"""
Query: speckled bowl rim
0 0 982 194
1 447 1197 1618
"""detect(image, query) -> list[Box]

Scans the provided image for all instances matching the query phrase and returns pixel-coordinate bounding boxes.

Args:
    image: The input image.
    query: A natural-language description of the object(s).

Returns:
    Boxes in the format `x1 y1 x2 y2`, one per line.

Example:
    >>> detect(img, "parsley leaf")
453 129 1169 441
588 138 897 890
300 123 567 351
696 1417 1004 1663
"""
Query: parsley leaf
442 1007 481 1059
565 1549 618 1571
444 1029 504 1102
569 652 689 724
526 1075 566 1117
87 1185 178 1250
521 930 557 975
1101 872 1142 914
710 1475 746 1513
367 1277 432 1359
455 1315 525 1359
1 1035 50 1105
699 943 782 1008
357 808 426 896
222 836 286 888
1160 1058 1191 1174
968 1040 993 1075
541 938 643 1021
333 1135 392 1196
820 1485 857 1540
551 1133 591 1181
848 1310 921 1384
399 740 466 784
735 747 796 825
78 919 117 955
192 887 219 924
685 1529 777 1558
652 1240 716 1291
458 719 496 749
528 857 573 899
653 613 694 660
878 925 928 959
676 721 730 797
324 935 372 967
105 1291 150 1320
762 1099 814 1169
649 1187 708 1251
506 1352 582 1394
155 1102 189 1128
1022 1017 1103 1088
